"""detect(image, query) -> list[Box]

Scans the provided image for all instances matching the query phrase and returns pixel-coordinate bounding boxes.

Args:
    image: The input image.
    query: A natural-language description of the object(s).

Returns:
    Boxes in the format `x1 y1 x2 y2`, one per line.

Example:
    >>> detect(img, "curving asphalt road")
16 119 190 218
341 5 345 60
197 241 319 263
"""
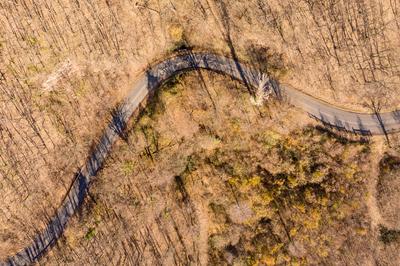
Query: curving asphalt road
2 52 400 266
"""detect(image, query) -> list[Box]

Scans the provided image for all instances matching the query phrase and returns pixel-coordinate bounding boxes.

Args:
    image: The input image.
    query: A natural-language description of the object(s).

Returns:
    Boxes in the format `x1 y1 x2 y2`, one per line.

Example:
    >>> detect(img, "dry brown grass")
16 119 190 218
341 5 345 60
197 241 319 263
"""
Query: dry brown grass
39 71 309 264
28 71 397 265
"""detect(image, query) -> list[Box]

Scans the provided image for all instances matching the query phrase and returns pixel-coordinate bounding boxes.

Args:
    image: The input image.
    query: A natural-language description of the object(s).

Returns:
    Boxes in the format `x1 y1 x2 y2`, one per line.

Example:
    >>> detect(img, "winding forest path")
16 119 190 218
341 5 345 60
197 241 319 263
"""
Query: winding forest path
2 52 400 266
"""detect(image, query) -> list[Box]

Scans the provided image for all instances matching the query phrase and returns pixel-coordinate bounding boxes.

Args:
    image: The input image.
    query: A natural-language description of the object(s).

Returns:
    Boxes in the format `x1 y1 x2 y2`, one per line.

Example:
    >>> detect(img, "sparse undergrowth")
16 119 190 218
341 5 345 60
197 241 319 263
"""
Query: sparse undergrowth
203 126 371 265
377 153 400 229
2 0 400 260
379 226 400 245
37 71 391 265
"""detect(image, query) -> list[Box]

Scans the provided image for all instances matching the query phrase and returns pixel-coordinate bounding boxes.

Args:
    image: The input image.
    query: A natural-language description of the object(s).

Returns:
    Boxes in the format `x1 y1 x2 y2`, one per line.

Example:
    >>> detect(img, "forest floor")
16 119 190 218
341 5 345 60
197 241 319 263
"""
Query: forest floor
35 72 400 265
1 0 400 264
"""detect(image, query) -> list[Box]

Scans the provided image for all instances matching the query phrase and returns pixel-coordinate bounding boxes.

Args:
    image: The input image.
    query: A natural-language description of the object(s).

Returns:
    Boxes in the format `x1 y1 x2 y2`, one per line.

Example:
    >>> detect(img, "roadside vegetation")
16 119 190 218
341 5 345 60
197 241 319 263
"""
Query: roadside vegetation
377 153 400 232
36 71 396 265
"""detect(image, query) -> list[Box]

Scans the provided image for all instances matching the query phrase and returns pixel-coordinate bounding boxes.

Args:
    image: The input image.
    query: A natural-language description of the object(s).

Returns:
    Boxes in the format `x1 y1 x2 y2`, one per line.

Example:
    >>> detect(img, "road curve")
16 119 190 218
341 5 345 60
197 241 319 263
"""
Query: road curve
2 52 400 265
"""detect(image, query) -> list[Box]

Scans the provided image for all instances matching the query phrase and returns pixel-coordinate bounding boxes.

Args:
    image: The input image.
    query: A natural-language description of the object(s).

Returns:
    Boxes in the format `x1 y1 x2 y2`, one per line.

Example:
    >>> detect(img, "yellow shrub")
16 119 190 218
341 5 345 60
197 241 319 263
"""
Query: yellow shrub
246 175 262 187
271 243 284 254
290 227 298 237
294 203 306 213
318 247 329 258
304 209 321 229
262 255 276 265
356 227 367 236
311 170 325 183
168 24 184 42
261 130 281 148
344 163 357 180
318 196 329 207
288 175 299 188
122 160 135 175
228 177 240 187
262 192 274 204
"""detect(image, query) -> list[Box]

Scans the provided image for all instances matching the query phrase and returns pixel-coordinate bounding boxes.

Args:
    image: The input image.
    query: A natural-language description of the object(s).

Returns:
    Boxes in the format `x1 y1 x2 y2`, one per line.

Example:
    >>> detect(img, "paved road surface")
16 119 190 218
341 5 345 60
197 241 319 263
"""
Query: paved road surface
2 52 399 266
